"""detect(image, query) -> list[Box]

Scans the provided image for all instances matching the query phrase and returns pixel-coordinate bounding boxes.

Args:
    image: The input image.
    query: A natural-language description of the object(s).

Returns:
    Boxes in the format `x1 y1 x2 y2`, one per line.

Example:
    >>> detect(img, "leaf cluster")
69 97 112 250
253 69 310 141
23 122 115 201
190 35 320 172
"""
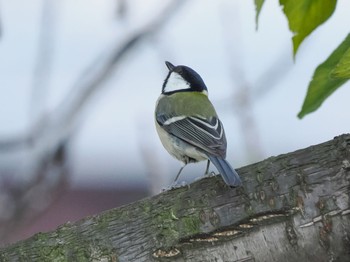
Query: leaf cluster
255 0 349 118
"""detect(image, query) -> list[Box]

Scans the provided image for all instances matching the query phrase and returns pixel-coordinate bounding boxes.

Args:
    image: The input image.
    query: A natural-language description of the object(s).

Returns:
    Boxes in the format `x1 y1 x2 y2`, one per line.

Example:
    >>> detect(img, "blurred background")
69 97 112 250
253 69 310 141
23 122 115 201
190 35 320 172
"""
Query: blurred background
0 0 349 246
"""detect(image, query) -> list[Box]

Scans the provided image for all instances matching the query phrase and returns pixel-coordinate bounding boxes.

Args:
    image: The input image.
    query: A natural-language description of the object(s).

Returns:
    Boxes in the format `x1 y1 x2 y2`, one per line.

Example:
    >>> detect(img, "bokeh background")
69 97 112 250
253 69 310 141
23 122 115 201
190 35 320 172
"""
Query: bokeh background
0 0 349 245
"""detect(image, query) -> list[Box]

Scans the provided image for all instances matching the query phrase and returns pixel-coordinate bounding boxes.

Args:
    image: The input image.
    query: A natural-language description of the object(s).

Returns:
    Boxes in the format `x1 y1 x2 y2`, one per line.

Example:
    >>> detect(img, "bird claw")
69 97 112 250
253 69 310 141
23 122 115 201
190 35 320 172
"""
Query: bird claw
204 171 217 177
161 181 189 192
195 171 217 182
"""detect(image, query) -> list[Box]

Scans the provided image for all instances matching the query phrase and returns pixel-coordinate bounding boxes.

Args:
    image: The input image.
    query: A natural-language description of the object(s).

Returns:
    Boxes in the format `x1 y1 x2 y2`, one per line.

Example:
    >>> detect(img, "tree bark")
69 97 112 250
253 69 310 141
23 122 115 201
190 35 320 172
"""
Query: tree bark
1 134 350 262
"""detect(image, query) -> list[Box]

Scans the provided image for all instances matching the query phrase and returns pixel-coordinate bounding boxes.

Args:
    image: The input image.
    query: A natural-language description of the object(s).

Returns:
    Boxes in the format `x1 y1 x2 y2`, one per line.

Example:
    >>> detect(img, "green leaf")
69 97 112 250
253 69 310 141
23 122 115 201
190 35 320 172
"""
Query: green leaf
330 48 350 79
298 33 350 119
279 0 337 56
254 0 265 29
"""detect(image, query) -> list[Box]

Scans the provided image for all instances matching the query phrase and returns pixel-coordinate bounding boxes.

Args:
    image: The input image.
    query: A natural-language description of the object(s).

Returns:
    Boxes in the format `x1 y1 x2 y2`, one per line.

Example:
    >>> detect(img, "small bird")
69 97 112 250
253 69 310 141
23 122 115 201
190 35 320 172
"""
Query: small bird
155 61 242 187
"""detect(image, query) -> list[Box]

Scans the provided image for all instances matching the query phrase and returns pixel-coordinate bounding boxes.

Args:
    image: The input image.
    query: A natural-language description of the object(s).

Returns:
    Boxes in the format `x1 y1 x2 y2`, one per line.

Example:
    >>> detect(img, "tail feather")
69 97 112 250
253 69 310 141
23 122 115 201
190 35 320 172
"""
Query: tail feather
208 156 242 187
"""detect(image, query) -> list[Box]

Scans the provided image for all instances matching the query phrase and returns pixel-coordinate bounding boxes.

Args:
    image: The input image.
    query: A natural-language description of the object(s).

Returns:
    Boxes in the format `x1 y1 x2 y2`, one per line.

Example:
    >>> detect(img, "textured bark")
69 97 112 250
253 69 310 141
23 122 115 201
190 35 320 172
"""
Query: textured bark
1 134 350 262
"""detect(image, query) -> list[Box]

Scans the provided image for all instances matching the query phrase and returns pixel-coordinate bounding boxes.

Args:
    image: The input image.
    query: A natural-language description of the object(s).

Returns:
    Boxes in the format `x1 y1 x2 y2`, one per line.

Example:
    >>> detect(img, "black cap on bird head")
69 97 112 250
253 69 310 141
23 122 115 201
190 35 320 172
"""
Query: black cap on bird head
162 61 208 94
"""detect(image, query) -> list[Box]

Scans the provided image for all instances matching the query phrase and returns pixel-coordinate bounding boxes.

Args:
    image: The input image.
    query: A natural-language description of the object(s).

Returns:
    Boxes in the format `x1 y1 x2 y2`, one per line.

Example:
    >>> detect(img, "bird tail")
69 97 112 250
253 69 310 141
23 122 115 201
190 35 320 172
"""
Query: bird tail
208 156 242 187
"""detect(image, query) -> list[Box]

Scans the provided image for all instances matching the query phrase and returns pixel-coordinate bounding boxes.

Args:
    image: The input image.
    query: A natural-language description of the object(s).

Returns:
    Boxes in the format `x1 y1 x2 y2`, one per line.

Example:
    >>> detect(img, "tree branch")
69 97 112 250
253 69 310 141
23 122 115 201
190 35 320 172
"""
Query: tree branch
1 134 350 261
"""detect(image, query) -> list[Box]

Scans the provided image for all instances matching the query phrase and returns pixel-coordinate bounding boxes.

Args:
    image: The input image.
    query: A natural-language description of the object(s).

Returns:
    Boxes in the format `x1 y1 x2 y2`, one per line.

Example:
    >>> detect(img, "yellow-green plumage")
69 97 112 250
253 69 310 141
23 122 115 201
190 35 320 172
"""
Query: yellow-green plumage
156 92 217 118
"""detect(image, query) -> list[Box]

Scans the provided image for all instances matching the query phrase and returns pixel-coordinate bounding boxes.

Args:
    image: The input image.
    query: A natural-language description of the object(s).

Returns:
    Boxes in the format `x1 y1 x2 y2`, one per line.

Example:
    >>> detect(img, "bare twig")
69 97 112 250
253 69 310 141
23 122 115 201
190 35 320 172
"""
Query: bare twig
252 47 293 99
219 2 264 162
115 0 127 19
0 2 2 39
0 0 186 242
30 0 58 123
0 0 186 152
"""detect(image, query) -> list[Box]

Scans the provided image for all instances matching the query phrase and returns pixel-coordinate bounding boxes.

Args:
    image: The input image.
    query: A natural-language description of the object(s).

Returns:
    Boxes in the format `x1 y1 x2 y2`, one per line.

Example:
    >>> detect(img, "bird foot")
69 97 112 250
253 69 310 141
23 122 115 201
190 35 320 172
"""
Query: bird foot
204 171 217 177
162 181 189 191
194 172 217 182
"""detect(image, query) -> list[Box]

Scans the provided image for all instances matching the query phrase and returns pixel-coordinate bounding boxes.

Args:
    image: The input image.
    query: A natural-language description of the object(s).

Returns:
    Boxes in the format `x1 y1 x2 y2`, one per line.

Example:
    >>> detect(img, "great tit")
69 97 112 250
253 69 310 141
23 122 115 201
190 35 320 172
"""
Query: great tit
155 61 242 187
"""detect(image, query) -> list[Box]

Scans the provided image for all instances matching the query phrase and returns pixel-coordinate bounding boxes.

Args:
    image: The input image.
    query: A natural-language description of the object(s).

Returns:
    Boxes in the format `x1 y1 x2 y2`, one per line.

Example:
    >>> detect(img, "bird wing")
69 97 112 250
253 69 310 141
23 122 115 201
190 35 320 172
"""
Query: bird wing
156 114 227 158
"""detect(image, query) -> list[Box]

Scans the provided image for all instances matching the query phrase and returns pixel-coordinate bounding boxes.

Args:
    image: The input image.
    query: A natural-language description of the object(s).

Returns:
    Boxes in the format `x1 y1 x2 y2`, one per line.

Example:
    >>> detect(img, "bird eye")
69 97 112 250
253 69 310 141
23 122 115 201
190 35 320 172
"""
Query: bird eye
175 67 183 74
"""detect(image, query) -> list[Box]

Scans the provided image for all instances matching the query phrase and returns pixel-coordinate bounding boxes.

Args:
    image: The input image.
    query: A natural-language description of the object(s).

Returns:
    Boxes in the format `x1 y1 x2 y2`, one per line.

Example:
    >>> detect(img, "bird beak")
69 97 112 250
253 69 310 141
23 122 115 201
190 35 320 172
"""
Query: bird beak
165 61 175 71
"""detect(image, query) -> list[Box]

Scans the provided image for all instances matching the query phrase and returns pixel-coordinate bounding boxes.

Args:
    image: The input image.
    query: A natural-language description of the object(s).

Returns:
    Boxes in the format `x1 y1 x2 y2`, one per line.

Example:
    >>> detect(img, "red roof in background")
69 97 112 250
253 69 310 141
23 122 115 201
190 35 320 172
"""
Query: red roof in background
2 187 149 246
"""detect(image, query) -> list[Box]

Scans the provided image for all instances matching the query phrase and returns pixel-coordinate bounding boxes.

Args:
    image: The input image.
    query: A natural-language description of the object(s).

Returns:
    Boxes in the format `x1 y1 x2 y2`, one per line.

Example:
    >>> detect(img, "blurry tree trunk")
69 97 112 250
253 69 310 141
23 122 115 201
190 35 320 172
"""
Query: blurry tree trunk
1 134 350 261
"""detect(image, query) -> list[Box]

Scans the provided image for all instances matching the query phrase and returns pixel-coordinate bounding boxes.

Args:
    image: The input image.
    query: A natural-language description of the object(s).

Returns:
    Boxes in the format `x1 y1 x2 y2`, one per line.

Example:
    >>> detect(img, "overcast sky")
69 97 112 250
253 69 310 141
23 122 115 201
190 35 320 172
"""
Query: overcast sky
0 0 349 190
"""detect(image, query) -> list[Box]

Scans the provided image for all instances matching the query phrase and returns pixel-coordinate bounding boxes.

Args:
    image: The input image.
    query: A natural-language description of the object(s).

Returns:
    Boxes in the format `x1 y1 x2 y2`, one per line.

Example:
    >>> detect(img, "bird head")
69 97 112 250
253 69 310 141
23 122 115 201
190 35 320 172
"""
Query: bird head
162 61 208 95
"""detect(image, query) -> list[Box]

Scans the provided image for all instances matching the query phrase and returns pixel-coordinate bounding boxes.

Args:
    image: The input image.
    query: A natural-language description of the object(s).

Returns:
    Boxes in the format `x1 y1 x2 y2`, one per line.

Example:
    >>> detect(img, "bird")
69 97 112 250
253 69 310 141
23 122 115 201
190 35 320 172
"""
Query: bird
154 61 242 187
